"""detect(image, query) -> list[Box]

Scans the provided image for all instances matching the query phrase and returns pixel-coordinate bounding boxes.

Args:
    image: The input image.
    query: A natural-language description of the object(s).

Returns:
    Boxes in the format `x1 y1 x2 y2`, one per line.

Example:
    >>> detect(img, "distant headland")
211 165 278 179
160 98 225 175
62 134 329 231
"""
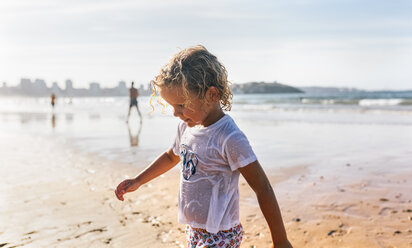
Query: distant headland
231 81 303 94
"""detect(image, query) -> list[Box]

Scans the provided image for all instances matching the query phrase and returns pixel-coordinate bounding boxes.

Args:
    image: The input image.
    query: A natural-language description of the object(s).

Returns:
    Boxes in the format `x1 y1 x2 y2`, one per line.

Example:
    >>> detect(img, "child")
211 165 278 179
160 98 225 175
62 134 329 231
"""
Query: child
115 45 292 248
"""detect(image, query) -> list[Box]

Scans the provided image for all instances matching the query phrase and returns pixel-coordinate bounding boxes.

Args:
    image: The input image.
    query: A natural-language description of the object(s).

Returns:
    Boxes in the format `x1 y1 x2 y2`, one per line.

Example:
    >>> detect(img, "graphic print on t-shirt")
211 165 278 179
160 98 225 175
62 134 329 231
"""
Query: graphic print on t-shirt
179 144 198 180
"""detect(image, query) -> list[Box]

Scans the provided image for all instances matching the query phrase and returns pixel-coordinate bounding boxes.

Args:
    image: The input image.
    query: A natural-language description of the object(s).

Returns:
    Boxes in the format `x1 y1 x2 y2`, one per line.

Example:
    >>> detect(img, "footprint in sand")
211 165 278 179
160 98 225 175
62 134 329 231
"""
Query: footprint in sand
23 231 38 236
74 221 93 228
378 207 393 216
74 227 107 239
246 214 256 222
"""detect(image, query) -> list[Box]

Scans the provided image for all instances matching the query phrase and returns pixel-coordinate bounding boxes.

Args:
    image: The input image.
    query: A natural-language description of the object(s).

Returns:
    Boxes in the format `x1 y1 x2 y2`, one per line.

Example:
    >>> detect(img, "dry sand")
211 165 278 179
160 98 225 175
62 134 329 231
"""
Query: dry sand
0 131 411 248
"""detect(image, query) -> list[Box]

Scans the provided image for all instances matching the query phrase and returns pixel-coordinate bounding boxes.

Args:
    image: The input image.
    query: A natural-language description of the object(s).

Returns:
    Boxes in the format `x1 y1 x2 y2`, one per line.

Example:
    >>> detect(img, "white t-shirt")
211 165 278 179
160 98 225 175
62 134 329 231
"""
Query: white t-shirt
172 114 257 233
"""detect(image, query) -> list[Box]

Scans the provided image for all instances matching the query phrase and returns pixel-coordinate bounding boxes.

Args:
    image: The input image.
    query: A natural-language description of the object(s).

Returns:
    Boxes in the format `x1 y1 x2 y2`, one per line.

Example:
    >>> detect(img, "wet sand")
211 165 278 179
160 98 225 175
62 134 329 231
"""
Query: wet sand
1 127 411 248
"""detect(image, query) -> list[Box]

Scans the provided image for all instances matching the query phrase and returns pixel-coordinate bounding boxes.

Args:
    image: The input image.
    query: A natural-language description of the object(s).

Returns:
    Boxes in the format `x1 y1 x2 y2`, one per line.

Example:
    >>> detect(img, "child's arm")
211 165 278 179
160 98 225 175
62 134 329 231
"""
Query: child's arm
239 160 293 248
115 148 180 201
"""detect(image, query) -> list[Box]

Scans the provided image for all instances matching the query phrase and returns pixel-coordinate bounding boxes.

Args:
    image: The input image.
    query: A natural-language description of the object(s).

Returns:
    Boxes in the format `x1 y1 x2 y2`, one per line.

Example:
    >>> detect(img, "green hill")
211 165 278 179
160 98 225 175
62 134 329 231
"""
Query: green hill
231 82 303 94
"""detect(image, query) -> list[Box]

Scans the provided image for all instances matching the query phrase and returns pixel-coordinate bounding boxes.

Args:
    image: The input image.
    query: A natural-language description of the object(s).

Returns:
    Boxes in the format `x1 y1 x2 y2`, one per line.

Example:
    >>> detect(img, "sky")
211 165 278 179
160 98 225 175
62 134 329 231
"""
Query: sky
1 0 411 90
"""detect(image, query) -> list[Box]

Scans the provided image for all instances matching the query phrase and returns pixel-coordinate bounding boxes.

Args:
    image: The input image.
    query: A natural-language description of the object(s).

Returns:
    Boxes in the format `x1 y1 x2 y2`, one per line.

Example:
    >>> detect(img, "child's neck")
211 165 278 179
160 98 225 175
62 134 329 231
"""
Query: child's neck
200 108 225 128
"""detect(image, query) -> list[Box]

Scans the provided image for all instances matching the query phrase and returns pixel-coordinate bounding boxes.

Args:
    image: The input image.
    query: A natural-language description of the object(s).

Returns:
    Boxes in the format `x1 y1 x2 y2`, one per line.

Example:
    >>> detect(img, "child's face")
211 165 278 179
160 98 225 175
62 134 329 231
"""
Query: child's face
159 86 220 127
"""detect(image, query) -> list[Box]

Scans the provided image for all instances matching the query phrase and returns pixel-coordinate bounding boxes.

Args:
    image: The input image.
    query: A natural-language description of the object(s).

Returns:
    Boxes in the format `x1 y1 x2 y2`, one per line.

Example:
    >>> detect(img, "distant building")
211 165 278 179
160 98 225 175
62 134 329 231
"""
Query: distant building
20 78 32 94
65 79 73 91
143 82 153 95
1 82 9 95
65 79 74 96
118 81 127 95
89 82 101 96
51 82 61 94
33 79 48 96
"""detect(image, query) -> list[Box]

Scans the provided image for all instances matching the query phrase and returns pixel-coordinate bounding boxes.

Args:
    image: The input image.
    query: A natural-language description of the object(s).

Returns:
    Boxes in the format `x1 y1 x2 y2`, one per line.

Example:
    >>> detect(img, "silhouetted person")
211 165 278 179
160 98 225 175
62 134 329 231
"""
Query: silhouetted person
127 82 142 122
51 93 56 109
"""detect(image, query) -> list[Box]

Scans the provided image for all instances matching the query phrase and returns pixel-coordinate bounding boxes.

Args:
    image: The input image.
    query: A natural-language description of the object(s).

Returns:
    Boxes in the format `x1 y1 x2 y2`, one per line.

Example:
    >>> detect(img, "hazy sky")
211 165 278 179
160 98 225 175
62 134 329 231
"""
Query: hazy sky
1 0 411 90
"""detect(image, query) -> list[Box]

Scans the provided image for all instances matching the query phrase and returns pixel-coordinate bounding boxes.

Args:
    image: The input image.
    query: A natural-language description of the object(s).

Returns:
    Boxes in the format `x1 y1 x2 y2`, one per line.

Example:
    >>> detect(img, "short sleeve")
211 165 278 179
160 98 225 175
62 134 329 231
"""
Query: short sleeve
171 122 185 156
223 131 257 171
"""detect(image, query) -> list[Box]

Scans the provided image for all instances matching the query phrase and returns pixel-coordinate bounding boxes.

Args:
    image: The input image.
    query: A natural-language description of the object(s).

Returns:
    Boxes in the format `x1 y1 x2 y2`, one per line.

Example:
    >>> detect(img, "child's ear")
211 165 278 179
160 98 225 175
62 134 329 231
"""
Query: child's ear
206 87 220 102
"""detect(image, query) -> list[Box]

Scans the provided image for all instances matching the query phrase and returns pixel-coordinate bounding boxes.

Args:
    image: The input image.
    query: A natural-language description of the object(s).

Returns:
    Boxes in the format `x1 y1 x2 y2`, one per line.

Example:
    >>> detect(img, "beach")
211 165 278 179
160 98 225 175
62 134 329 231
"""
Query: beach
0 95 411 248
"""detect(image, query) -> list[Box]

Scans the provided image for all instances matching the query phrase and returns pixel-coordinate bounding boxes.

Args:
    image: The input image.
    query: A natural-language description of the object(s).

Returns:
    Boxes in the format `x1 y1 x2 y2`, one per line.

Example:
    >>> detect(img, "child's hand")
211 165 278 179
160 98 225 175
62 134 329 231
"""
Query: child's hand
115 179 139 201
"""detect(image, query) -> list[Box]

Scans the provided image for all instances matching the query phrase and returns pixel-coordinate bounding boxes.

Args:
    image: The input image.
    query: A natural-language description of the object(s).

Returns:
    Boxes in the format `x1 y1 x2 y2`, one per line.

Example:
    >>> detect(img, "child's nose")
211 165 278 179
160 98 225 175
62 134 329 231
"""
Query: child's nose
173 108 181 117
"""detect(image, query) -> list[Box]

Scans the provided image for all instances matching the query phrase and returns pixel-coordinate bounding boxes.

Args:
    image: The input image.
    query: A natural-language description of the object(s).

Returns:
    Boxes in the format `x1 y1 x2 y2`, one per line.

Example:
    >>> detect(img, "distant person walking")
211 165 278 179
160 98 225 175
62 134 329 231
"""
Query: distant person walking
51 93 56 109
127 81 142 122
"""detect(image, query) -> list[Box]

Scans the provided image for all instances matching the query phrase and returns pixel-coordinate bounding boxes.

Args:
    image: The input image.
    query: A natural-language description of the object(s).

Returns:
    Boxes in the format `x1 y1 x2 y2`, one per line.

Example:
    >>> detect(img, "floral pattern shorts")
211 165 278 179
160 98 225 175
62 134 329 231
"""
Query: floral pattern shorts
185 224 243 248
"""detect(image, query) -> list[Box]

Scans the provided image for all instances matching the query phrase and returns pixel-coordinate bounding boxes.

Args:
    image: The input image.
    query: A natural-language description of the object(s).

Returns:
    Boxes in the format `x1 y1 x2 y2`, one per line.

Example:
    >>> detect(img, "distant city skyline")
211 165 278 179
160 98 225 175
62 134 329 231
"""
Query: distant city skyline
0 78 153 97
3 77 410 99
1 0 411 90
1 77 147 91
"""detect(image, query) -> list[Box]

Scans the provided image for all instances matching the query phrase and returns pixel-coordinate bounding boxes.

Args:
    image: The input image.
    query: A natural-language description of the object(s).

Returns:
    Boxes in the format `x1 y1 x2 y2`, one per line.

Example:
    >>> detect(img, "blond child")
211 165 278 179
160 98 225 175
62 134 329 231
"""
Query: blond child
115 45 292 248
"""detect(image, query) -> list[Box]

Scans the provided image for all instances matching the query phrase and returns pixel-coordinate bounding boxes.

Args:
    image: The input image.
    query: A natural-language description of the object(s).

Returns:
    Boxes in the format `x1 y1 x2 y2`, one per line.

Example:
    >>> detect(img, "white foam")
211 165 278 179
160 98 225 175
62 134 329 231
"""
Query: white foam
359 99 403 106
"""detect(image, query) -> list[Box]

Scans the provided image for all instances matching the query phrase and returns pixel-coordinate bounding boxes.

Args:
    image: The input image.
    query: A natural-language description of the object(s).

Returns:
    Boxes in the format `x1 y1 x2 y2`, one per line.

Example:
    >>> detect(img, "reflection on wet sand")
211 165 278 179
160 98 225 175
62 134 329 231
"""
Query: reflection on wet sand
89 114 101 120
10 112 72 129
51 113 56 128
127 121 142 147
18 113 48 124
65 113 74 123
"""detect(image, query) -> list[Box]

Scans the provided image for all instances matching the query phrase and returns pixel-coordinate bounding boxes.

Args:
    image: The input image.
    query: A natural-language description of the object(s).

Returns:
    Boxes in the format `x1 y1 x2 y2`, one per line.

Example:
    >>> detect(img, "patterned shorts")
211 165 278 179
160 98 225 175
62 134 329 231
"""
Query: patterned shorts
185 224 243 248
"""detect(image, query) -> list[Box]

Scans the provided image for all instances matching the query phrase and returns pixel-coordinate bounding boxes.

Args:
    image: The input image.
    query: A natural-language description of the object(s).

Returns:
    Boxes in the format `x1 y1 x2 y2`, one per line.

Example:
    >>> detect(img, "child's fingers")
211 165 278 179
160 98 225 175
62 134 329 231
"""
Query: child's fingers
115 188 125 201
115 179 135 201
115 185 126 201
117 192 124 201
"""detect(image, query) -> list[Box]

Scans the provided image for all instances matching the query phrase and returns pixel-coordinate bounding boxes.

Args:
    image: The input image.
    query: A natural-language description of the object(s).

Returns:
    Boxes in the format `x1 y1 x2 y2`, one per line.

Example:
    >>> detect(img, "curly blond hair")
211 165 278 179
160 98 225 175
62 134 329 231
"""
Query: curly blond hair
150 45 233 112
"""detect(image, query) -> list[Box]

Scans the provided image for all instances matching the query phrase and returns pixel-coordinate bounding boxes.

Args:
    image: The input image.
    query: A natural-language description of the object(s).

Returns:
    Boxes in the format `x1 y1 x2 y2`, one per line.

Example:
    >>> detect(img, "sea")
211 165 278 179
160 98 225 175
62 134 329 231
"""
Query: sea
1 91 412 177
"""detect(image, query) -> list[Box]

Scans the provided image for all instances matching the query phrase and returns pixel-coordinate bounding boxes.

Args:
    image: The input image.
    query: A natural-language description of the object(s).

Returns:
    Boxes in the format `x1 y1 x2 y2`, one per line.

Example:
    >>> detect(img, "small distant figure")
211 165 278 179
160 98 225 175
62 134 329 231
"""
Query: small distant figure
127 82 142 122
51 93 56 108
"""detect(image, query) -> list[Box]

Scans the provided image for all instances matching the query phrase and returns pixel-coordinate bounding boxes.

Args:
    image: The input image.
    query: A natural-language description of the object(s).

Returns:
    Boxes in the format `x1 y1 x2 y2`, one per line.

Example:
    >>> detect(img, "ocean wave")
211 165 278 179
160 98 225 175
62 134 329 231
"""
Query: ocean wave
301 98 360 105
359 99 404 106
236 97 412 107
399 99 412 106
231 102 412 115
